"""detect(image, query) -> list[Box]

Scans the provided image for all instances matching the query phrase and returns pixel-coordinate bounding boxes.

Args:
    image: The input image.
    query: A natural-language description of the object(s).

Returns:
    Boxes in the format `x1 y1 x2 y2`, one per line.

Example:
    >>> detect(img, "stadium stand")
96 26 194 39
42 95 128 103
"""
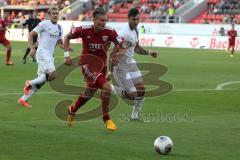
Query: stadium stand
191 0 240 24
0 0 192 24
80 0 187 23
0 0 74 28
4 0 72 10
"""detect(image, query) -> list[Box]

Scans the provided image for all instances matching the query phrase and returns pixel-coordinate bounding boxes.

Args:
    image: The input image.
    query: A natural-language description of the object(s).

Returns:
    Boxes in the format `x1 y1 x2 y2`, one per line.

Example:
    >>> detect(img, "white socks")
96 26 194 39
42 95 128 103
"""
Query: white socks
21 74 47 101
30 74 46 87
21 89 36 101
131 97 144 120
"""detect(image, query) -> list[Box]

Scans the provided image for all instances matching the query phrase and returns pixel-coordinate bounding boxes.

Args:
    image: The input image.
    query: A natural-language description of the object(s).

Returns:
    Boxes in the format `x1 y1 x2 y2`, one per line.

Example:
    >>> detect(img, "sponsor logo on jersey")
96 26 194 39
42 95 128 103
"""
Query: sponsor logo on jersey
102 36 108 42
89 43 104 49
50 30 61 39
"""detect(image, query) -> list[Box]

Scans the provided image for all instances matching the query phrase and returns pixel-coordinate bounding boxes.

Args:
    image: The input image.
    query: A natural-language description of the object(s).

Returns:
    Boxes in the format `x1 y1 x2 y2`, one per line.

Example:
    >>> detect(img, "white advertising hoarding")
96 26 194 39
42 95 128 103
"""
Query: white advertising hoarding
7 21 238 36
138 34 236 50
6 29 238 50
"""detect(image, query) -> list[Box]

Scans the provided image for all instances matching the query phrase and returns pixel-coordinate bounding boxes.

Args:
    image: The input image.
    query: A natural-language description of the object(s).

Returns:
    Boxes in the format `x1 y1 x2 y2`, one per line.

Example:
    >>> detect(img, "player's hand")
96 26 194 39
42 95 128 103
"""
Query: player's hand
30 48 36 58
106 71 112 81
150 51 158 58
64 57 73 66
111 56 119 66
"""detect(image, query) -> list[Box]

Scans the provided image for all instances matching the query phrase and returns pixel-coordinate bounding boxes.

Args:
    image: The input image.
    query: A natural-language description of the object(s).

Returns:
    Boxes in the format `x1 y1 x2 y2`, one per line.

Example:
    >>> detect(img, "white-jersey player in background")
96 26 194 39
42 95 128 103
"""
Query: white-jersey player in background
18 6 66 108
109 8 158 120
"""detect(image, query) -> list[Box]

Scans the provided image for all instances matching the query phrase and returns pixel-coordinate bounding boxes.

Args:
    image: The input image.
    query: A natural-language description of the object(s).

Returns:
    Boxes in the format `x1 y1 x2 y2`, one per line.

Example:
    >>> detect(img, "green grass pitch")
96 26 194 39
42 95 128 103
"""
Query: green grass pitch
0 41 240 160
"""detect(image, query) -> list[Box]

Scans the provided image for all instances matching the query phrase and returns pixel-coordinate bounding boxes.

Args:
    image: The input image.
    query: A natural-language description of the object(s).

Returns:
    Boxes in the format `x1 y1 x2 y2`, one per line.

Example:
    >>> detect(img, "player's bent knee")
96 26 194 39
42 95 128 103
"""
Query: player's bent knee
100 90 111 99
47 72 57 81
126 91 138 100
101 82 112 93
137 91 145 97
135 84 145 97
7 46 11 51
48 75 56 81
137 87 145 97
96 74 108 90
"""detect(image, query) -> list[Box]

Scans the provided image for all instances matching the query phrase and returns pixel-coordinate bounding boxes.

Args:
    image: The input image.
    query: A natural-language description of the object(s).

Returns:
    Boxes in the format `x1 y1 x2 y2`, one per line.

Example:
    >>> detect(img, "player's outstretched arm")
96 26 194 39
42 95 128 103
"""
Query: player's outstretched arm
110 45 126 66
135 43 157 58
63 32 73 66
58 39 73 52
107 47 117 81
28 30 38 58
107 44 126 81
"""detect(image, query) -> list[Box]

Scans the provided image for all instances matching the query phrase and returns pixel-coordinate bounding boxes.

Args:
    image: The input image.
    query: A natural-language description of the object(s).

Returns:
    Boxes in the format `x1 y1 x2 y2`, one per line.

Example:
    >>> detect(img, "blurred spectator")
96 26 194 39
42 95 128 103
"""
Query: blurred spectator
167 5 175 17
196 0 240 24
140 3 149 14
219 27 226 36
78 12 86 21
202 18 209 24
3 0 188 23
87 0 187 23
39 11 45 20
228 14 239 24
139 25 145 34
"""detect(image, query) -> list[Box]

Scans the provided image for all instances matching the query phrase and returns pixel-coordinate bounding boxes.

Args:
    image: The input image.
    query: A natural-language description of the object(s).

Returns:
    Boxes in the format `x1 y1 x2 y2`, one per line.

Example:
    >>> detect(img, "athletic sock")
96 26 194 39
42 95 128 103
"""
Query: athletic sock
100 91 111 122
23 47 31 59
21 85 38 101
131 97 144 119
6 49 11 62
71 95 90 113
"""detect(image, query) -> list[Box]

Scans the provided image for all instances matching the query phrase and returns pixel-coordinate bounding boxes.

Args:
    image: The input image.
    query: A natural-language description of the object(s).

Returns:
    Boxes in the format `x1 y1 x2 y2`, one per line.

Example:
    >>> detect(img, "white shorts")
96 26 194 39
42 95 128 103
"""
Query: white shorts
37 57 55 76
113 62 143 93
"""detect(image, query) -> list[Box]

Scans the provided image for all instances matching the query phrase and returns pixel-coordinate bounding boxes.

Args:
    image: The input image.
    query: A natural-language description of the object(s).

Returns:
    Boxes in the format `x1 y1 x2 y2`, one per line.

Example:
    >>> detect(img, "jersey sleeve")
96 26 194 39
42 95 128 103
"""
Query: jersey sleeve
33 21 45 34
110 29 123 46
69 26 83 39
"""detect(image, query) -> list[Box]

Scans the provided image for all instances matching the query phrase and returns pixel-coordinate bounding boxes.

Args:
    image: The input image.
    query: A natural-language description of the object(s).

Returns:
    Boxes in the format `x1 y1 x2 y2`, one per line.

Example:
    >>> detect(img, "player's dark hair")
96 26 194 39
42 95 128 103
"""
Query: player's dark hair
93 7 106 18
128 8 140 18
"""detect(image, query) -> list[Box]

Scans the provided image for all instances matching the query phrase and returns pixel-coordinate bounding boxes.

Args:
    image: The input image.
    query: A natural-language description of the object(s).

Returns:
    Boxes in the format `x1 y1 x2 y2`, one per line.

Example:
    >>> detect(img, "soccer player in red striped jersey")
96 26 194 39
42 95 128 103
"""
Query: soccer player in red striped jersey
227 24 237 57
63 8 126 131
0 13 13 65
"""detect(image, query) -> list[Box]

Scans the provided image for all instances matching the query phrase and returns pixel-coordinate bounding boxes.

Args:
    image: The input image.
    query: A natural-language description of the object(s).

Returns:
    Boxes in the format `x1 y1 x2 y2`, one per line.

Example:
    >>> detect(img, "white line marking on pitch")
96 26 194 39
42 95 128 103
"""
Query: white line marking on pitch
0 88 238 96
216 81 240 90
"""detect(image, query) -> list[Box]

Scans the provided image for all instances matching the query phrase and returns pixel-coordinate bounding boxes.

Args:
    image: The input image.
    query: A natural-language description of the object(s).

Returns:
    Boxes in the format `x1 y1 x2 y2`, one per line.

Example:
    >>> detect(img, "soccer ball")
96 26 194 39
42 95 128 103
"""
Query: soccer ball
154 136 173 155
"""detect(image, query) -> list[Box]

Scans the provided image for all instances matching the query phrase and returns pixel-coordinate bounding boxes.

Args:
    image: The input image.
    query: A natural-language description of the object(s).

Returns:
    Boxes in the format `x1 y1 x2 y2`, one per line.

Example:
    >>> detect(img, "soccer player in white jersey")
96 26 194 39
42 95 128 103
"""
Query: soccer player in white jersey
110 8 158 120
18 6 65 108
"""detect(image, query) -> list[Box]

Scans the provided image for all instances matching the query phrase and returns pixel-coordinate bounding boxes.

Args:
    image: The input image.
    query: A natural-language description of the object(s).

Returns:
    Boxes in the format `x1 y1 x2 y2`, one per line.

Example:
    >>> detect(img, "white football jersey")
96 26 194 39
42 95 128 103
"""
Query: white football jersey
34 20 63 61
118 24 138 59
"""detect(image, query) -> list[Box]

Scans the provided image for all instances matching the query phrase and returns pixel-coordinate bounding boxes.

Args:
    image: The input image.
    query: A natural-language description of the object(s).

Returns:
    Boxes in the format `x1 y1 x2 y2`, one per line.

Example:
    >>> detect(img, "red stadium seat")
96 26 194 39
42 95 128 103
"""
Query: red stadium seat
202 14 207 19
207 14 212 20
211 14 216 20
